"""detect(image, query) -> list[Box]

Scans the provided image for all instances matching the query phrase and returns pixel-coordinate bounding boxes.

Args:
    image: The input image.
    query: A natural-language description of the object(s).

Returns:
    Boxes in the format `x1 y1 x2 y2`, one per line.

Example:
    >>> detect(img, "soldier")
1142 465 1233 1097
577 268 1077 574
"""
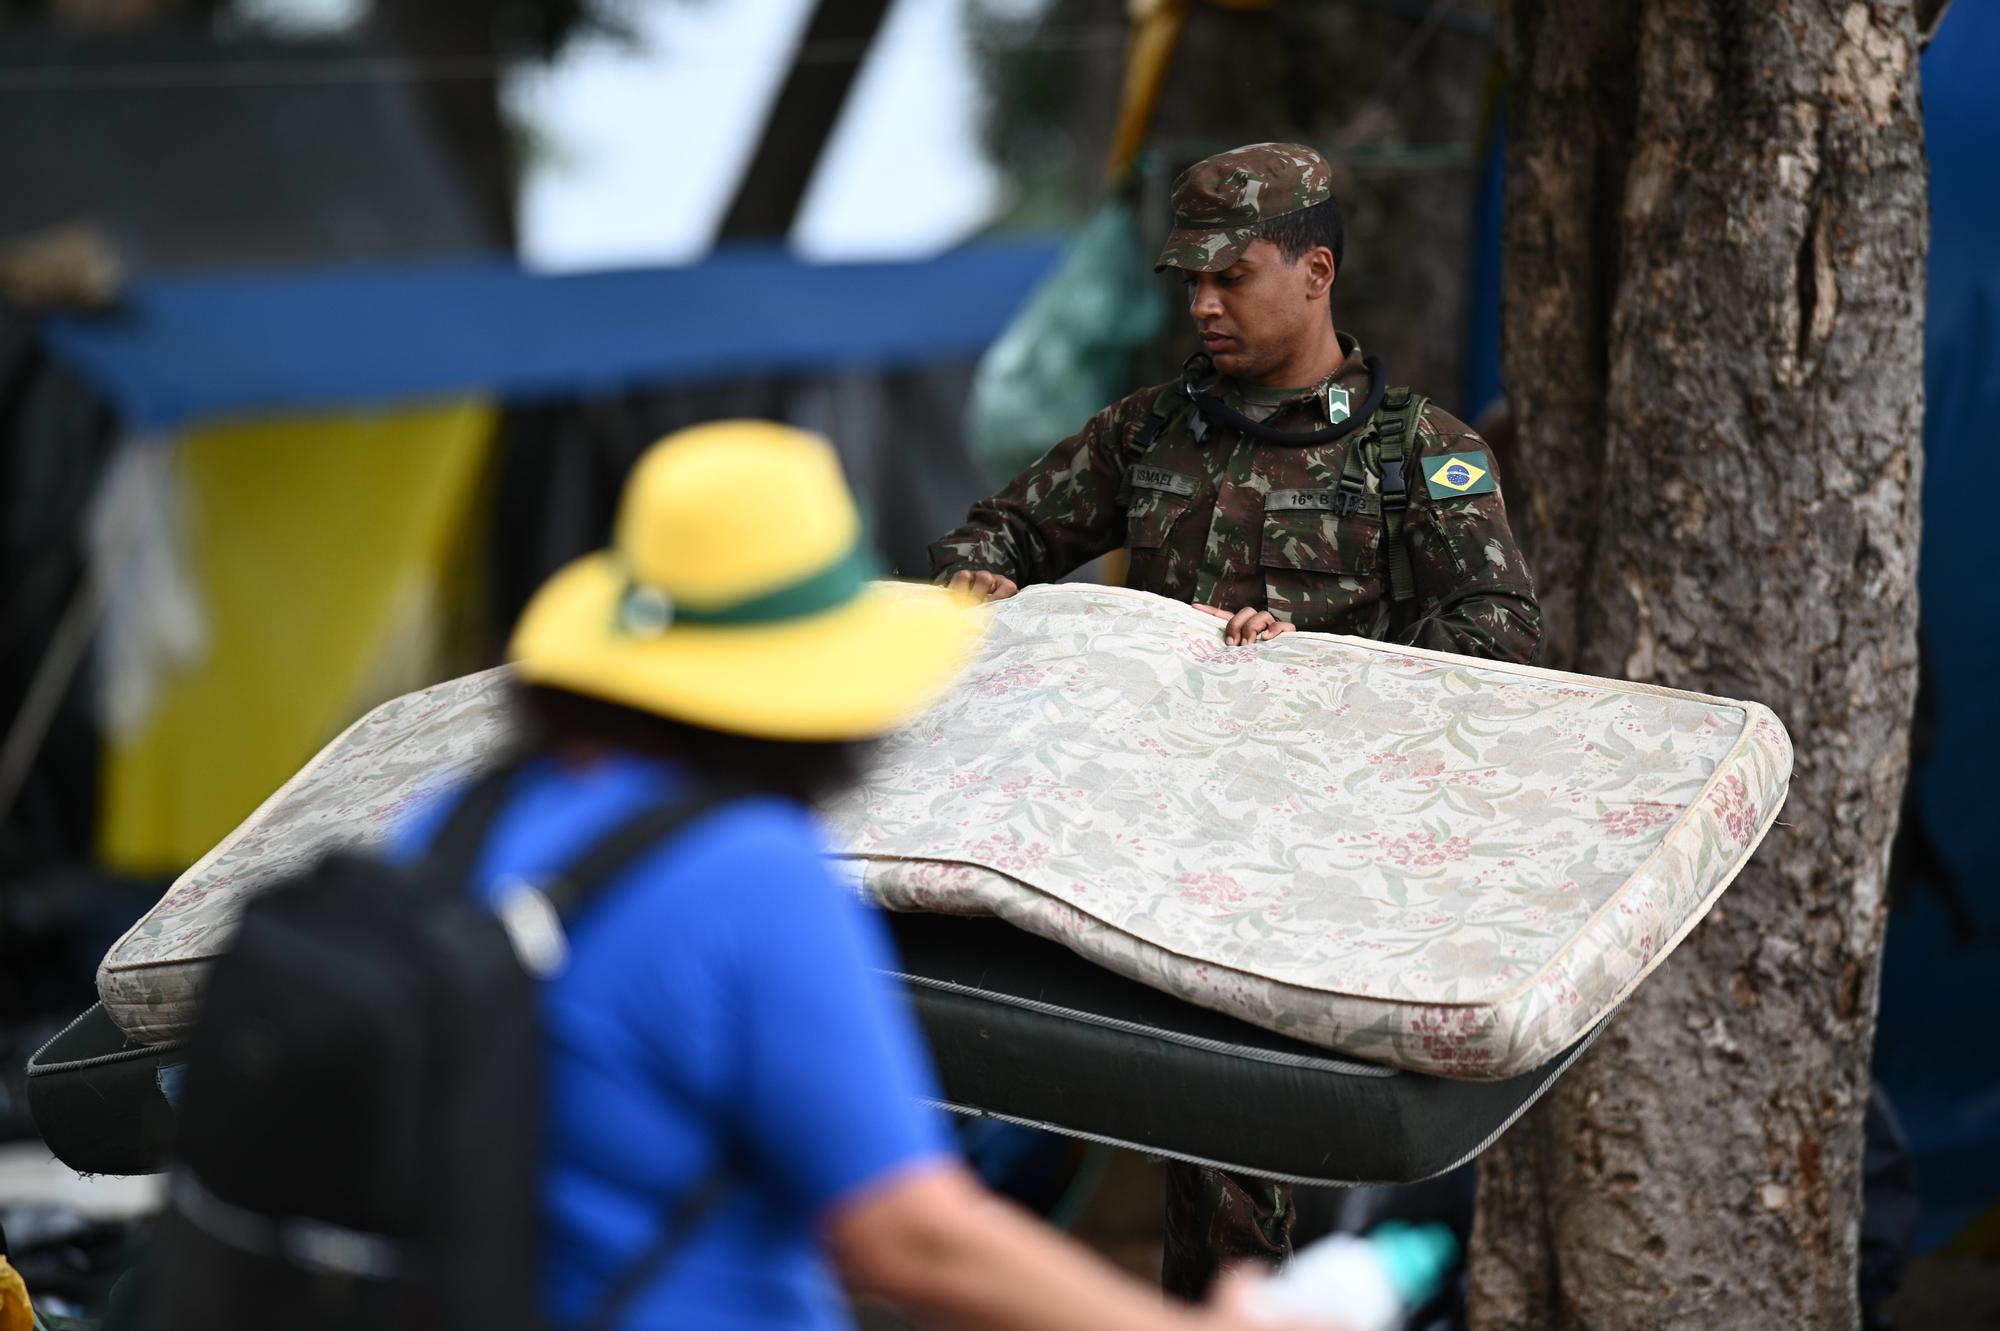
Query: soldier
928 142 1541 1296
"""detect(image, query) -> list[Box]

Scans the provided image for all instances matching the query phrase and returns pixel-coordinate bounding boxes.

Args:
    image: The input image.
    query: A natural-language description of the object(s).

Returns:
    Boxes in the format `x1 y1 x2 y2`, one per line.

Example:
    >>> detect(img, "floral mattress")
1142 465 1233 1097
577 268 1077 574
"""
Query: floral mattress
98 668 518 1046
99 585 1790 1079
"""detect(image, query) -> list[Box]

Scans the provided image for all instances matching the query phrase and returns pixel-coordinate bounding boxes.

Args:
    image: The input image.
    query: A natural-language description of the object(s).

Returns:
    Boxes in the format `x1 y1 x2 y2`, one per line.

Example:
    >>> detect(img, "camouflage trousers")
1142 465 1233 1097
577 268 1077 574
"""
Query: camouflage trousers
1160 1162 1295 1299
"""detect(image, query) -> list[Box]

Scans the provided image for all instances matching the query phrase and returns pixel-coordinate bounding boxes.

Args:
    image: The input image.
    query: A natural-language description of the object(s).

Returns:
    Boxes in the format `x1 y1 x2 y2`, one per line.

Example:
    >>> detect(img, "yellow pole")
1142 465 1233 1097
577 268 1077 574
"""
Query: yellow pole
1106 0 1274 184
1099 0 1191 587
0 1256 34 1331
1104 0 1193 186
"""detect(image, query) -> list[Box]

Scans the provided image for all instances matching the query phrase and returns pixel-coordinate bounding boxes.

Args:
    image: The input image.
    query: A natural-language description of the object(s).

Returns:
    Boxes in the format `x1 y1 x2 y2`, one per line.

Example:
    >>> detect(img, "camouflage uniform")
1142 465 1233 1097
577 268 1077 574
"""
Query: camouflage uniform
1160 1155 1295 1301
929 143 1541 1296
930 342 1539 661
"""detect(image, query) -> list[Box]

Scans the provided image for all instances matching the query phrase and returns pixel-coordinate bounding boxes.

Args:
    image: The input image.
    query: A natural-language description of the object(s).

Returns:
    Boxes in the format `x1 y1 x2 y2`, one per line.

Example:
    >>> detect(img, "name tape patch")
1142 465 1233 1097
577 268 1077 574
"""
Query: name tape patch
1424 451 1496 499
1265 488 1380 516
1130 466 1196 497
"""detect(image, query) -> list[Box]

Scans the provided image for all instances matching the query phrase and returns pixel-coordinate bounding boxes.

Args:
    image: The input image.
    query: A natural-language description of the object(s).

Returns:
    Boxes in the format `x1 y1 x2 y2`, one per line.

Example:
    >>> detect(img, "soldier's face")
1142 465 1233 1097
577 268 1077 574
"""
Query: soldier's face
1181 239 1334 383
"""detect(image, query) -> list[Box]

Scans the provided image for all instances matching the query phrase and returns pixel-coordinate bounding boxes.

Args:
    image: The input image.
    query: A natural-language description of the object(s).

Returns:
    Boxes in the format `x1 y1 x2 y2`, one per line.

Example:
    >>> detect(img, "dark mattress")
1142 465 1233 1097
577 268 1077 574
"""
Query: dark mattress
884 913 1598 1186
29 914 1595 1183
26 1002 185 1177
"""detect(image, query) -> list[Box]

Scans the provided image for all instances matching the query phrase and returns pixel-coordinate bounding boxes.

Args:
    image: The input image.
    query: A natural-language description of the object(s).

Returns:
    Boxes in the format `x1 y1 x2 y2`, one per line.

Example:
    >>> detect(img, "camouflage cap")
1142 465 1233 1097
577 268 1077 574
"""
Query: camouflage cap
1154 142 1333 273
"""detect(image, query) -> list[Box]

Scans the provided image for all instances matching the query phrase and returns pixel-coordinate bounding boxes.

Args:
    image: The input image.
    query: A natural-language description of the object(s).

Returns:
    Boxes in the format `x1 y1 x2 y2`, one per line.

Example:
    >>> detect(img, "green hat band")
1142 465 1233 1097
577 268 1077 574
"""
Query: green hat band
616 540 880 635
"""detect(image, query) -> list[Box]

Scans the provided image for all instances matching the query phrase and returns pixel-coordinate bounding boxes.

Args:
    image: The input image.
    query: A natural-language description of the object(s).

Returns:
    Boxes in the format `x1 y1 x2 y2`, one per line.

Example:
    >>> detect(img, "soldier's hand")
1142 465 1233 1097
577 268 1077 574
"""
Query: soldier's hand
1193 603 1296 645
945 569 1019 603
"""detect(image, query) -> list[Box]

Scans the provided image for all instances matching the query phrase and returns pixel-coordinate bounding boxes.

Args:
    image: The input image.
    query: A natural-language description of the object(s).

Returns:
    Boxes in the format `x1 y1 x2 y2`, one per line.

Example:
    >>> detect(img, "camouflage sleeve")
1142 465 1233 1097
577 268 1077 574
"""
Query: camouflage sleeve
927 397 1144 585
1393 412 1542 664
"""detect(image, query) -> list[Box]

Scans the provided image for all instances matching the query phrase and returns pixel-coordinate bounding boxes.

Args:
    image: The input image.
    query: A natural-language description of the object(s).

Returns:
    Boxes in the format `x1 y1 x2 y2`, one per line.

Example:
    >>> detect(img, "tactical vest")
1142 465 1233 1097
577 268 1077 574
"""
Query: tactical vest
1126 379 1428 611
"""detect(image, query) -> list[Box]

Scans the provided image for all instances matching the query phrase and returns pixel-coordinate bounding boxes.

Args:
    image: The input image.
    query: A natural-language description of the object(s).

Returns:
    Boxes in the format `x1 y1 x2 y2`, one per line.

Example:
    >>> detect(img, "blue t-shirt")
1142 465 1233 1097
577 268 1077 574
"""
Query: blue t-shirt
396 753 952 1330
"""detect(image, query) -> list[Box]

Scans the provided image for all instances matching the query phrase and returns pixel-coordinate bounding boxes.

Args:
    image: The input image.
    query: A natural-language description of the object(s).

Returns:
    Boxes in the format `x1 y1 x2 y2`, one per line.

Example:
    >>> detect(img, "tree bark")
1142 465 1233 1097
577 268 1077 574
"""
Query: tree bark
719 0 895 239
1469 3 1927 1329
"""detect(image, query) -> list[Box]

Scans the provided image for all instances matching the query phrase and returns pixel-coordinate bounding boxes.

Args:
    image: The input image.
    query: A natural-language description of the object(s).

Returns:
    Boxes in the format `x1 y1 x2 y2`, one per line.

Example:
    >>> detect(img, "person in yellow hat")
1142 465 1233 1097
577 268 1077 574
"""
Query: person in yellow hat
396 421 1331 1331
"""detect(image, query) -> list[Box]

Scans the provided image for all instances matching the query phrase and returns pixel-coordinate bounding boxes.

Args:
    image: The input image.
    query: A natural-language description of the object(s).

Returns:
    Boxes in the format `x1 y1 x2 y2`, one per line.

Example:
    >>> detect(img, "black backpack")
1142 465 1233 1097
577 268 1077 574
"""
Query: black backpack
154 762 737 1331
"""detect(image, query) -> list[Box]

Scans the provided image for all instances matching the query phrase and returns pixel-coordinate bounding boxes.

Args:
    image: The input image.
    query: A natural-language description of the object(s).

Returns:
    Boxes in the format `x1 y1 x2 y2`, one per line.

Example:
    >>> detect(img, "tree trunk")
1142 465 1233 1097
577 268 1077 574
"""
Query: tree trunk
1469 3 1927 1328
719 0 895 239
372 0 517 247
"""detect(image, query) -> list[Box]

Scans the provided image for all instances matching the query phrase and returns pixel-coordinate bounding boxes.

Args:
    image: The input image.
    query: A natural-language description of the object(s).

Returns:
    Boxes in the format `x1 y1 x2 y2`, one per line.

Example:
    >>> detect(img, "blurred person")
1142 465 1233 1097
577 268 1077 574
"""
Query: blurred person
928 144 1542 1295
397 422 1333 1331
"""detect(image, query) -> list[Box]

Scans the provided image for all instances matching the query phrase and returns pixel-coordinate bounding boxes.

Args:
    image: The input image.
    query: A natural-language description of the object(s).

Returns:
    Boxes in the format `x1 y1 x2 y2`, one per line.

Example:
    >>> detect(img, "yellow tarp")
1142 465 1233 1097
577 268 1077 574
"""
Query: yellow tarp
100 399 495 873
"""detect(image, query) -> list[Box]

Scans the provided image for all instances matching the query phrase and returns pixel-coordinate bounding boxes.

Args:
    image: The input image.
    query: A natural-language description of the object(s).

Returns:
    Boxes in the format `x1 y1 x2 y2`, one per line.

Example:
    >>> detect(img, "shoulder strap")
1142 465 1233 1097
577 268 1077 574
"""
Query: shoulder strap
542 784 749 1330
1131 411 1170 459
420 757 531 886
1363 387 1427 604
425 767 749 1329
1125 384 1182 464
540 785 745 920
573 1162 732 1331
426 761 743 918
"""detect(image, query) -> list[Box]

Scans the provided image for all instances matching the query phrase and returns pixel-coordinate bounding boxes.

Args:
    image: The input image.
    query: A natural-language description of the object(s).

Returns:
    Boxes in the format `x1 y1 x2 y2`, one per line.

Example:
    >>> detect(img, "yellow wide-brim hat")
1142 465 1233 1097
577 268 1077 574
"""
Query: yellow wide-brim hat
509 420 982 741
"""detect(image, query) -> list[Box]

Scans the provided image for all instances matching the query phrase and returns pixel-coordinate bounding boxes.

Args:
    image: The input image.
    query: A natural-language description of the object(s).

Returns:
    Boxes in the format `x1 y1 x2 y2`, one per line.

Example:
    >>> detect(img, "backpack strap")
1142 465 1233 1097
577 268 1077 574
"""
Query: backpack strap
501 783 750 1331
423 761 741 919
479 782 749 980
420 757 532 886
573 1160 732 1331
540 786 745 920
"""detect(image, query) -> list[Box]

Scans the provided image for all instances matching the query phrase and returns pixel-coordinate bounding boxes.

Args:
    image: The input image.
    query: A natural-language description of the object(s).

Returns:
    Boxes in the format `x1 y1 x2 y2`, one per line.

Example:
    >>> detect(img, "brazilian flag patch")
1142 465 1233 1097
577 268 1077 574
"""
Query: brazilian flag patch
1424 451 1497 499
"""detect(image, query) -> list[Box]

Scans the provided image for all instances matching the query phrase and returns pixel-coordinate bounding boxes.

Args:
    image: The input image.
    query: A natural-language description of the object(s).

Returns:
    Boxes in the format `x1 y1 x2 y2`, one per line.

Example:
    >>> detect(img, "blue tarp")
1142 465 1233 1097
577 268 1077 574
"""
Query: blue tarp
1459 106 1504 419
39 241 1061 432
